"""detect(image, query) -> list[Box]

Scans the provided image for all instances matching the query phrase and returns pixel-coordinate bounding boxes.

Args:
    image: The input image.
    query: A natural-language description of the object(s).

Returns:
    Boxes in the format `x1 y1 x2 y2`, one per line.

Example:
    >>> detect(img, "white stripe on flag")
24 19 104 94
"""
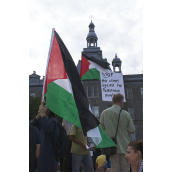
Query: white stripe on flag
53 79 73 95
87 126 102 146
88 60 111 73
87 105 102 145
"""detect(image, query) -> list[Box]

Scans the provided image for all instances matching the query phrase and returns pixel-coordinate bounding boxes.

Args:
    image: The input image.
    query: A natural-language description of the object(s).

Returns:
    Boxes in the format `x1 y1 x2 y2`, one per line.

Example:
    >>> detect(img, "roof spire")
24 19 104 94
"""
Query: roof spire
90 15 93 20
112 54 122 73
86 20 98 47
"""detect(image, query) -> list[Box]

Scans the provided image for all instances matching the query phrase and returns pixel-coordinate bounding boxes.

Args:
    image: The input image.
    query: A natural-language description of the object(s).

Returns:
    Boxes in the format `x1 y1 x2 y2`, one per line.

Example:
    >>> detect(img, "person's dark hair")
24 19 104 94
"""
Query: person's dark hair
43 102 56 118
46 109 56 118
128 140 143 159
112 93 124 104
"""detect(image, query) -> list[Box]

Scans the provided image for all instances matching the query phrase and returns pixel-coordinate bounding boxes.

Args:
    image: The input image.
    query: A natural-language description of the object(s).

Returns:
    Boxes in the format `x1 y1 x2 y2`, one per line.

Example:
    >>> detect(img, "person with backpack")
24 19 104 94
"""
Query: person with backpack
100 93 135 172
30 103 60 172
29 125 40 172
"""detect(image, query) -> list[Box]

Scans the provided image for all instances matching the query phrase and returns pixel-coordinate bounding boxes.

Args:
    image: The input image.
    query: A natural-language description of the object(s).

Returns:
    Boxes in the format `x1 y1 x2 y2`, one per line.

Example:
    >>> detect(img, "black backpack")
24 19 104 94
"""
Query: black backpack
53 120 69 158
29 125 36 172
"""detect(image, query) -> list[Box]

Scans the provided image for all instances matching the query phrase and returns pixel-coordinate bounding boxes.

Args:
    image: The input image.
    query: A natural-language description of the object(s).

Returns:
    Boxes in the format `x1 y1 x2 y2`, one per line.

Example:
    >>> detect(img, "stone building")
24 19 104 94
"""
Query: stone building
77 21 143 141
29 21 143 141
29 71 44 98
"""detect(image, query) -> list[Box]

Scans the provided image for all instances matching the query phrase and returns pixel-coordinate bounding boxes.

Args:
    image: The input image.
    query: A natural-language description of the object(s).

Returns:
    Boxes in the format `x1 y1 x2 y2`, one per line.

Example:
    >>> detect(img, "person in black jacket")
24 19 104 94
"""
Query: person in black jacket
29 125 40 172
31 104 60 172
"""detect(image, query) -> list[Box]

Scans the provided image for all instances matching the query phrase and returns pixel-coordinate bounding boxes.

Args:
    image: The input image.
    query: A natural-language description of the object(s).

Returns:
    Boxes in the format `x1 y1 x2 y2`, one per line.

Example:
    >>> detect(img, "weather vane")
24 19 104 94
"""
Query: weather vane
90 15 93 20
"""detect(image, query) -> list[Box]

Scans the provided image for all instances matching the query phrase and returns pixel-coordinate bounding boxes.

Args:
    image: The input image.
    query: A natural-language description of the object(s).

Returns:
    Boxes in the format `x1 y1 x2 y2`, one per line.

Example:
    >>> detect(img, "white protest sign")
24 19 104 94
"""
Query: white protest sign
100 72 126 102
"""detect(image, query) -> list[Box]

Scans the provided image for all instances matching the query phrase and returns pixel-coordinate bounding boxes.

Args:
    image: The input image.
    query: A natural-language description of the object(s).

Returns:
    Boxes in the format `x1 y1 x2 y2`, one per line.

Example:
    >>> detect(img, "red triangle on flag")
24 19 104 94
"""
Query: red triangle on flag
80 55 91 78
44 31 67 95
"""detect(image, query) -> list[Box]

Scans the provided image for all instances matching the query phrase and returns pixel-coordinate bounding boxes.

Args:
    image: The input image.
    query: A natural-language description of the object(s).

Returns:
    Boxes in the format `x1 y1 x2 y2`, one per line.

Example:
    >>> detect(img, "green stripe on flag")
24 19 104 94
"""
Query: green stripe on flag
96 125 117 148
81 68 100 81
45 81 82 128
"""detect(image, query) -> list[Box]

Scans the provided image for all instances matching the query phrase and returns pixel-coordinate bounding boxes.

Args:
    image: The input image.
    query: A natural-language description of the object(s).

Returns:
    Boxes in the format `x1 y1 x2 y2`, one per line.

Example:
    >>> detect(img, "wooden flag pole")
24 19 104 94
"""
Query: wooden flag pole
38 95 45 117
40 95 44 107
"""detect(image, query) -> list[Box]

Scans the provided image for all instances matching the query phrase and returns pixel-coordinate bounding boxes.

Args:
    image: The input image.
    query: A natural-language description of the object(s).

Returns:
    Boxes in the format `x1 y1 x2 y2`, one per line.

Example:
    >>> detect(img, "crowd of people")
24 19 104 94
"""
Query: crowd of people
29 93 143 172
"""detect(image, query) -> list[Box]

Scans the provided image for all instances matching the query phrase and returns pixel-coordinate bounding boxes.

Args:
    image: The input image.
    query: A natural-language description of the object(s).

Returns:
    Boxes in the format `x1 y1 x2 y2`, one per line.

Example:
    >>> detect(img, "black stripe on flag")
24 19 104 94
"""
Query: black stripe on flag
82 53 110 69
54 31 100 136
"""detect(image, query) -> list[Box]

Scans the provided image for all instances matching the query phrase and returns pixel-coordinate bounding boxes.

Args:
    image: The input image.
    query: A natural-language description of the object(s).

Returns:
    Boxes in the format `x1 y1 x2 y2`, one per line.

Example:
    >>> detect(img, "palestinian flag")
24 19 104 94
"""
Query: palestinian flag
80 53 111 80
42 28 116 148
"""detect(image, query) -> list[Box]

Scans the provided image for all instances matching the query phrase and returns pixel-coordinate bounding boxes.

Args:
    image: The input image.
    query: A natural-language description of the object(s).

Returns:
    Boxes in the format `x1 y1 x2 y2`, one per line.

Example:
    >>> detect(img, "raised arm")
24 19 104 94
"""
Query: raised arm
30 108 42 130
36 105 58 134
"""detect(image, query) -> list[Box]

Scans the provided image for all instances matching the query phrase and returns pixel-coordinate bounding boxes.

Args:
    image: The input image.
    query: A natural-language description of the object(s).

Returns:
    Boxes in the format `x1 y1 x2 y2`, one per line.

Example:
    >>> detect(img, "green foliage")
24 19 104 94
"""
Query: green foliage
29 96 41 121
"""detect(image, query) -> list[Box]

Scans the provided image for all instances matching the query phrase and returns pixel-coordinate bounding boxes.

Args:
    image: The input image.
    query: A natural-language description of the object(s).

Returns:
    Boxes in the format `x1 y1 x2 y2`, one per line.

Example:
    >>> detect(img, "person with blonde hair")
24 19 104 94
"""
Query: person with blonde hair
96 155 112 172
125 140 143 172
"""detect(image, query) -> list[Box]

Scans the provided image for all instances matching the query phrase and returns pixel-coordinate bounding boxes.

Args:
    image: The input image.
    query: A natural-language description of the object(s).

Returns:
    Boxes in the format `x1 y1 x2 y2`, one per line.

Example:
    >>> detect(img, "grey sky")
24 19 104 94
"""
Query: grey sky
29 0 143 78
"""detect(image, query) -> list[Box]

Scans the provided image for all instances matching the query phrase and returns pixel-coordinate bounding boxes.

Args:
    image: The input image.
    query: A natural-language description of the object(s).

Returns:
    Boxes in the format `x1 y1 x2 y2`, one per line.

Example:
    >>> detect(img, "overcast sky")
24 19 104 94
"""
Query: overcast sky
29 0 142 78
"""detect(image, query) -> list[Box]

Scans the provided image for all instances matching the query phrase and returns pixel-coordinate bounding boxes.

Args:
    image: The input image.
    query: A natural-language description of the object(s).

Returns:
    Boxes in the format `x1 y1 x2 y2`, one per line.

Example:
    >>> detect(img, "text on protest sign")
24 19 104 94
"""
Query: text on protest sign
100 72 126 102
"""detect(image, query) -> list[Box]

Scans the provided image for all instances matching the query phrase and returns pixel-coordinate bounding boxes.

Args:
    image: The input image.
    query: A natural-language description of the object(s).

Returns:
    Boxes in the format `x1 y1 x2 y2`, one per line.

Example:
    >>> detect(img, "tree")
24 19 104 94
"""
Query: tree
29 96 41 121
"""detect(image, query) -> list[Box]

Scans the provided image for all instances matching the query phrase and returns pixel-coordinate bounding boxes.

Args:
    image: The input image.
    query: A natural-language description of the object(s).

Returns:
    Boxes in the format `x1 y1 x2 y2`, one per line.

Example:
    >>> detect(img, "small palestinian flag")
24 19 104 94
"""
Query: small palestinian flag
80 53 111 80
42 29 116 148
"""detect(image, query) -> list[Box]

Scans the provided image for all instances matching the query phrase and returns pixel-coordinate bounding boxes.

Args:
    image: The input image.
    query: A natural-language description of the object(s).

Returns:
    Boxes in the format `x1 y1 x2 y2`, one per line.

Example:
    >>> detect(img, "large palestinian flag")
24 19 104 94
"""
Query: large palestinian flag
80 53 111 81
42 29 116 148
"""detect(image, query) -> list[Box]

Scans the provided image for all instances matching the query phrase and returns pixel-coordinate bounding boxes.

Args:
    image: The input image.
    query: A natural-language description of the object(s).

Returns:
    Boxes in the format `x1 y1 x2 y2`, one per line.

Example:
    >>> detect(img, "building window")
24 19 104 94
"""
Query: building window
130 133 136 141
92 106 99 118
140 88 143 98
127 88 133 99
115 66 119 72
30 93 35 97
87 86 92 98
93 86 98 97
87 86 99 98
128 107 134 119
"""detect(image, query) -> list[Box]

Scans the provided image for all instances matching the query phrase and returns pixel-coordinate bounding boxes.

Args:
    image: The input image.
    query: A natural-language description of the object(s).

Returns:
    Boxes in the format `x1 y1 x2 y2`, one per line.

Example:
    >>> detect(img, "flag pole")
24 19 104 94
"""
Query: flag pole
41 28 55 106
41 95 44 107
